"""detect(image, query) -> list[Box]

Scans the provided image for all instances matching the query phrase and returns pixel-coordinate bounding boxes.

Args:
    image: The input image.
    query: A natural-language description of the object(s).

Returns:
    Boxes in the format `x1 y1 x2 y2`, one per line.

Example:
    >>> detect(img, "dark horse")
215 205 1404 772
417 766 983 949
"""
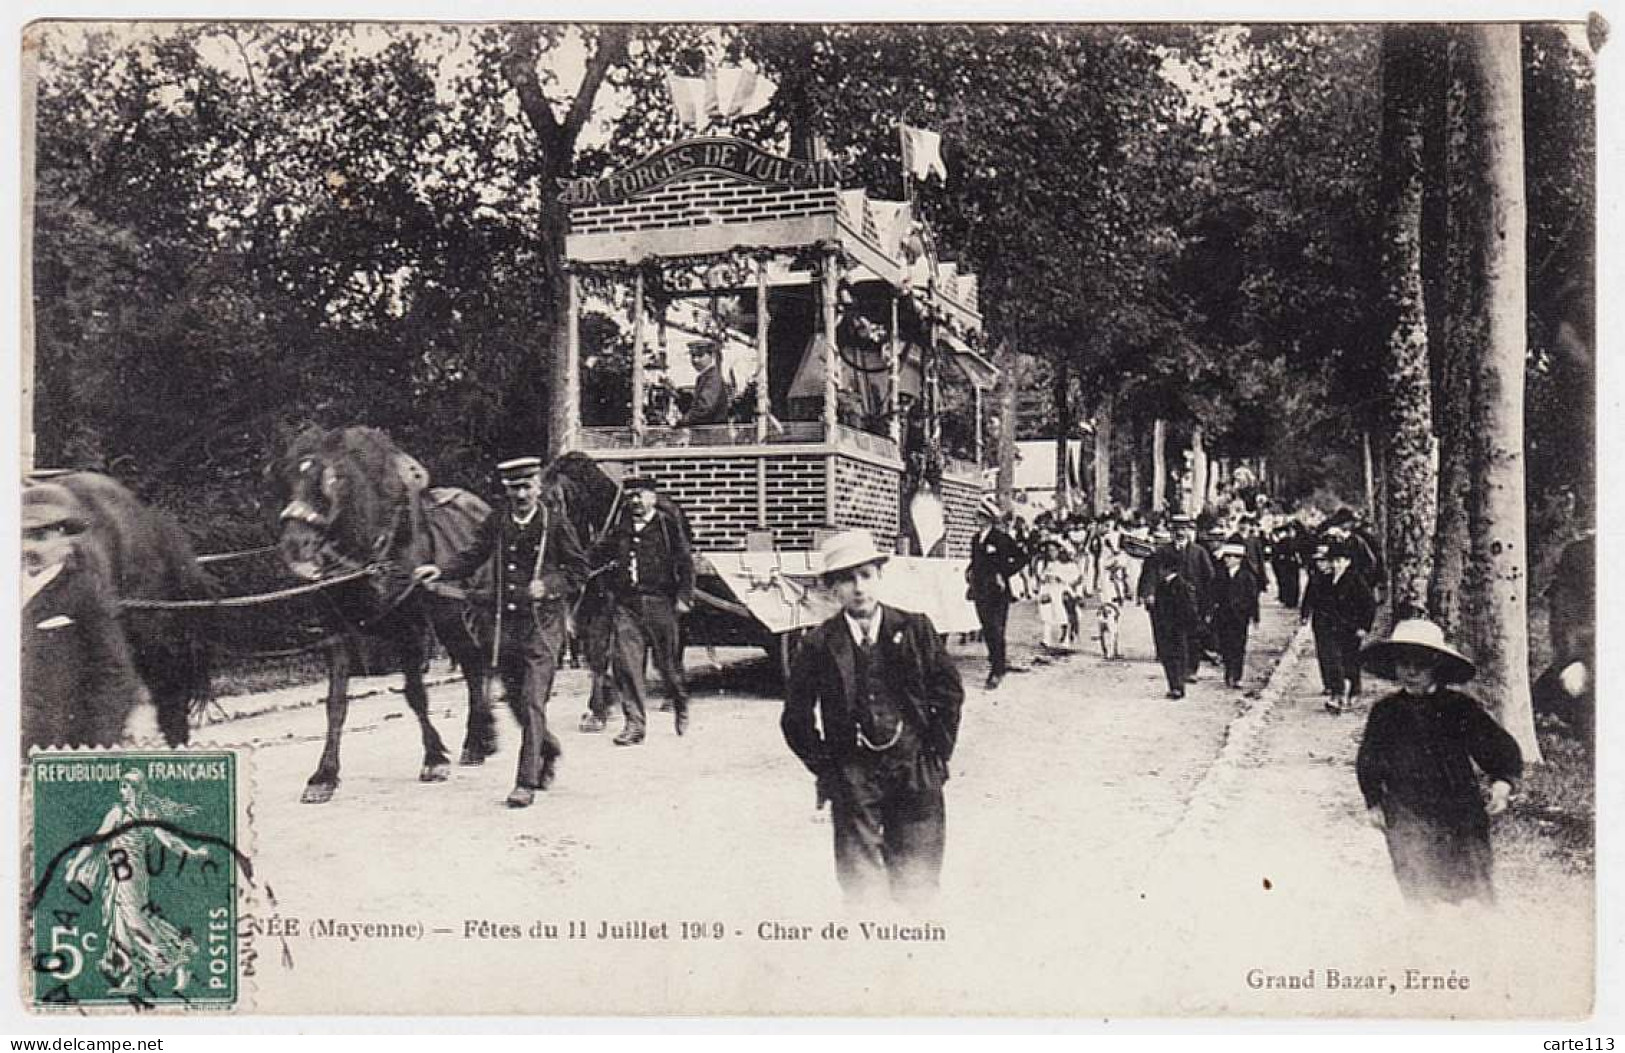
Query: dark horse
538 450 628 615
26 472 215 747
270 426 497 804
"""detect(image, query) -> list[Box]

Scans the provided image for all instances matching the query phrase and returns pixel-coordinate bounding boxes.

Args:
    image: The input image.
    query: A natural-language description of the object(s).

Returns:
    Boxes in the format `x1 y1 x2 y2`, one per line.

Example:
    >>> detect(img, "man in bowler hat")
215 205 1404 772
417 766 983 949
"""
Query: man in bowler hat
1138 524 1197 698
781 529 965 905
966 494 1028 689
415 456 587 807
1301 540 1377 713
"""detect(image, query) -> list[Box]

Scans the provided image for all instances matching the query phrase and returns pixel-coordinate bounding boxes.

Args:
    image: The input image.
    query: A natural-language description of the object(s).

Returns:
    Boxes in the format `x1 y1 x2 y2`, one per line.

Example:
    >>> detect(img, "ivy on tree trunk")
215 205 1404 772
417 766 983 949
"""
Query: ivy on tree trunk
1378 24 1438 621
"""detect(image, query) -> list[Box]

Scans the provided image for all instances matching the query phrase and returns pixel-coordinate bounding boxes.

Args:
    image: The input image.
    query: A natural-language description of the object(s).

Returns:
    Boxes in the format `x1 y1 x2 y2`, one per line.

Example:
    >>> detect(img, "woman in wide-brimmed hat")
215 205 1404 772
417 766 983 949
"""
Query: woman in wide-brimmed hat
1354 618 1523 906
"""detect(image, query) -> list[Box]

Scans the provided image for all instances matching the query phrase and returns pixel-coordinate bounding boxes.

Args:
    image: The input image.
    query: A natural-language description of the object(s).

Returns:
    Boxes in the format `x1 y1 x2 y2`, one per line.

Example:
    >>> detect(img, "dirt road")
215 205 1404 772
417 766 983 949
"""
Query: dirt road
190 588 1586 1017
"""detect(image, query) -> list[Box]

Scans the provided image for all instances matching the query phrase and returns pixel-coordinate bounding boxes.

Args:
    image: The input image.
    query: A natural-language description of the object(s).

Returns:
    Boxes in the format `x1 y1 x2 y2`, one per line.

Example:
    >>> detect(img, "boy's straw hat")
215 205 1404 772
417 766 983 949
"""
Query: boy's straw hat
817 529 890 578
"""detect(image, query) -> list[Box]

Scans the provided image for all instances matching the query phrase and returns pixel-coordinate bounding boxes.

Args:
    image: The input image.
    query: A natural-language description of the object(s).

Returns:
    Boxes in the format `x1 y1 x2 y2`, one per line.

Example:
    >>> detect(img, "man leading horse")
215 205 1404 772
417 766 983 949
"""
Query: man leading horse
414 456 587 808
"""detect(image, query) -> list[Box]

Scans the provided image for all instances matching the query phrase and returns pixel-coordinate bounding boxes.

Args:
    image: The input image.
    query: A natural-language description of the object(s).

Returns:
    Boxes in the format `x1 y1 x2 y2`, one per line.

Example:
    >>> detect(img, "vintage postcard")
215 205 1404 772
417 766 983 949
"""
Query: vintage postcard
11 16 1605 1022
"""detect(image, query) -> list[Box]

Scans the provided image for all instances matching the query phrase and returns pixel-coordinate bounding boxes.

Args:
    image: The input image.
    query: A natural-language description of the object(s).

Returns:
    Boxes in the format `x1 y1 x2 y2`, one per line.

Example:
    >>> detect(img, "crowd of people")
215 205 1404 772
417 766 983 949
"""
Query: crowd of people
21 454 1535 911
964 500 1385 702
962 495 1528 908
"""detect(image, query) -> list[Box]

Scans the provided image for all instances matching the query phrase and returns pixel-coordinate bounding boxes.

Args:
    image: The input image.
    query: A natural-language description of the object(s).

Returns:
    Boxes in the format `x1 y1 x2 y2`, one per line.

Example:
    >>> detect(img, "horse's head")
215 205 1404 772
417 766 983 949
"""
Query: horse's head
538 452 622 550
271 427 403 581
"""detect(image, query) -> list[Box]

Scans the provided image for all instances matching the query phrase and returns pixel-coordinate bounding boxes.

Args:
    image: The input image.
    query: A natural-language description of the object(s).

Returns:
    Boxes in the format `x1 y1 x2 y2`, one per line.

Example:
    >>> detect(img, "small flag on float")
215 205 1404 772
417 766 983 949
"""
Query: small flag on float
899 124 948 181
666 73 708 127
668 65 778 127
708 65 777 120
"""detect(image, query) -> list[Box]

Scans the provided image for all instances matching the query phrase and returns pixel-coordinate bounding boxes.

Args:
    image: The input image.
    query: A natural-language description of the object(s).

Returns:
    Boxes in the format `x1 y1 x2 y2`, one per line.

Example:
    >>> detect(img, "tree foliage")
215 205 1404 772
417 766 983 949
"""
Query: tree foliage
28 20 1592 562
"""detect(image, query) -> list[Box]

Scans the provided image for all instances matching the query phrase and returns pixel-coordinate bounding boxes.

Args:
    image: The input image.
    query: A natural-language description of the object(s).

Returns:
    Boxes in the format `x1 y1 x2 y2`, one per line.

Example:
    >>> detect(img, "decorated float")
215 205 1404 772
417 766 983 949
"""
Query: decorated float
559 135 995 665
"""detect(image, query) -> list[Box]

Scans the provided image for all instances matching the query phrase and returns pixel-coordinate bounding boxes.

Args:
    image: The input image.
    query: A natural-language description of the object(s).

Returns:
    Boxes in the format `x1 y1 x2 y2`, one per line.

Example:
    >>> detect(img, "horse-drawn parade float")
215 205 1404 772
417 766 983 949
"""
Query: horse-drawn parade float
23 131 996 800
558 134 992 666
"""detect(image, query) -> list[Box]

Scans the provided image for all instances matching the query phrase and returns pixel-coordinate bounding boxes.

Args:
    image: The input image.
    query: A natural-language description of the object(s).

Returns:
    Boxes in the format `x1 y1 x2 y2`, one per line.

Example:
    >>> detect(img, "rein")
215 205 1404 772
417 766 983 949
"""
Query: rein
196 543 281 566
134 483 419 619
569 481 627 623
118 565 380 610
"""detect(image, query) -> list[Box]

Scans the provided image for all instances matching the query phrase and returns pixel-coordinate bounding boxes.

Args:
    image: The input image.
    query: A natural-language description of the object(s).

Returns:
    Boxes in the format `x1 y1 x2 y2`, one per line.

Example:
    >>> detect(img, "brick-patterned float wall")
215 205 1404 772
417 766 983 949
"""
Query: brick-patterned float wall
832 456 901 551
595 453 829 552
763 456 828 553
571 173 839 236
940 476 981 559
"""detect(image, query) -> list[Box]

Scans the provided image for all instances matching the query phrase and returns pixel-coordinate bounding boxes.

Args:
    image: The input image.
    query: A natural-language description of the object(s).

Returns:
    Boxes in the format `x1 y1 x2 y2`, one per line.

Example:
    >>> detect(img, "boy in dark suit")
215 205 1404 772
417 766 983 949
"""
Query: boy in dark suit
1211 541 1261 688
781 529 965 905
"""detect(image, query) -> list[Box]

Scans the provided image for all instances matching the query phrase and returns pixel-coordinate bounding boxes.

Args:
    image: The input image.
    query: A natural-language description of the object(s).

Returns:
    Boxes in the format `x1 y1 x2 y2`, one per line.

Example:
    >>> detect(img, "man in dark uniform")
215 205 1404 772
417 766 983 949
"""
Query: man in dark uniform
680 339 731 426
414 456 587 807
605 475 695 744
1301 540 1376 713
22 484 148 755
966 494 1028 690
782 529 964 906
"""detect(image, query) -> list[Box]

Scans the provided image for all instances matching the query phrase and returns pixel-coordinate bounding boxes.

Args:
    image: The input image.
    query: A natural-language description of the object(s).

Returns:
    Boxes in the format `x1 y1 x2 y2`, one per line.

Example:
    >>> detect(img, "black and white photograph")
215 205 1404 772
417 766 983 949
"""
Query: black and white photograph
9 14 1607 1023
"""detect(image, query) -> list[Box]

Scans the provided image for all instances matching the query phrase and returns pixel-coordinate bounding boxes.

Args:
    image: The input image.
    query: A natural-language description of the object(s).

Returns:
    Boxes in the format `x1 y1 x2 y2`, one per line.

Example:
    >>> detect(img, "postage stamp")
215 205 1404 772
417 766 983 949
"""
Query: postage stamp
26 751 245 1011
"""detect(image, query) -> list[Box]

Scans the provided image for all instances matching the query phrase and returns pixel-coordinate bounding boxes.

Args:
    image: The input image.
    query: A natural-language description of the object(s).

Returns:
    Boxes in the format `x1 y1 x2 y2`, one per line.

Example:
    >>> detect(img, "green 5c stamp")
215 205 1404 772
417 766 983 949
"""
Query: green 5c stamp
28 751 245 1010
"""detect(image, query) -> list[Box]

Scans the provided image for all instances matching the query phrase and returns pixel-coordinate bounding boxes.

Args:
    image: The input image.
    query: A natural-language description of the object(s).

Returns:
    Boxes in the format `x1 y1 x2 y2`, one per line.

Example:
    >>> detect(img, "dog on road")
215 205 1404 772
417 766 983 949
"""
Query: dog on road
1096 599 1123 660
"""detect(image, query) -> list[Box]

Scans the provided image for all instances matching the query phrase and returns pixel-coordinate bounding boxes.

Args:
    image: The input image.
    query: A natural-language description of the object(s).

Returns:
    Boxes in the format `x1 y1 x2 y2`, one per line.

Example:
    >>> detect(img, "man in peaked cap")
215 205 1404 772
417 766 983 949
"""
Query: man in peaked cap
415 456 587 807
22 484 147 755
966 494 1028 690
603 475 695 745
781 529 964 905
680 339 732 427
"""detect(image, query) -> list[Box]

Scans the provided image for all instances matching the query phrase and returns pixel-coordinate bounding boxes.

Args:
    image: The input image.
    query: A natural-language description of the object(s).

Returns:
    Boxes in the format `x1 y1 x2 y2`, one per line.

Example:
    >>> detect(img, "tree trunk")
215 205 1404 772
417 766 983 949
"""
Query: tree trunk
1052 355 1071 511
1379 24 1439 621
996 338 1019 511
500 25 627 458
1152 418 1166 514
1457 24 1539 761
1129 422 1143 512
1093 392 1113 516
1429 28 1474 637
1189 425 1207 517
